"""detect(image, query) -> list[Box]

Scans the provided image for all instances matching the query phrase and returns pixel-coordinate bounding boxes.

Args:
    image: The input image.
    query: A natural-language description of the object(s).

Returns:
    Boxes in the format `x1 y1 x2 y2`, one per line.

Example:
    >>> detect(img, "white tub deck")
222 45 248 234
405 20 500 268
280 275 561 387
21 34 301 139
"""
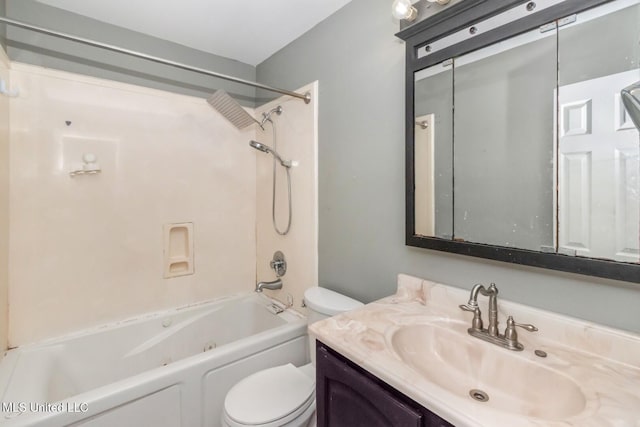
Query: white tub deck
0 293 308 426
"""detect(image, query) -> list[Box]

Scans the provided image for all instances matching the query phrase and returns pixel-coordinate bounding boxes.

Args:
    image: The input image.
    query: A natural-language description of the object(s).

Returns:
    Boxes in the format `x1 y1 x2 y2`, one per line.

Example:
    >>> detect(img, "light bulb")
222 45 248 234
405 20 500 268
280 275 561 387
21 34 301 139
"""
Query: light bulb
392 0 418 21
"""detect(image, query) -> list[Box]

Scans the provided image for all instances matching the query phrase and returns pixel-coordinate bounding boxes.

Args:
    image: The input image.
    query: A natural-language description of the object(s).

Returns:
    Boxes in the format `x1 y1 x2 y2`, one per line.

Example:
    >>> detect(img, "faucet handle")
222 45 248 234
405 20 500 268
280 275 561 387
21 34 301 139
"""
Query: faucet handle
459 305 483 331
513 320 538 332
504 316 538 350
459 304 476 312
270 251 287 277
505 316 538 333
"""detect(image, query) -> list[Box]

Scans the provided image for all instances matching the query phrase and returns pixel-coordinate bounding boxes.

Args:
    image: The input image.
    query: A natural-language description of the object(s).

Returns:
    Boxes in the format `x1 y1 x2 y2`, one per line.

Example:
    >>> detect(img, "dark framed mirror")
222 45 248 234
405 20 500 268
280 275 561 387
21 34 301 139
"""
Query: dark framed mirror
398 0 640 283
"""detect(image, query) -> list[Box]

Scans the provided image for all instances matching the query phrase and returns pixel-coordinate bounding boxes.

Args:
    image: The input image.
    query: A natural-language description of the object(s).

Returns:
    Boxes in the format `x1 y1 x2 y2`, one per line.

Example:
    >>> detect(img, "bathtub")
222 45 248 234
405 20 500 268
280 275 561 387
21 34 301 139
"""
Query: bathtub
0 293 308 426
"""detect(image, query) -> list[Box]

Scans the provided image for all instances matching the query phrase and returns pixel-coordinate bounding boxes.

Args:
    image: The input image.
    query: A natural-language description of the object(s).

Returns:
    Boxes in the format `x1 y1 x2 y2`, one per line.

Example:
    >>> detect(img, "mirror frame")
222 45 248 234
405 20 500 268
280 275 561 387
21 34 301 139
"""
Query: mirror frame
398 0 640 283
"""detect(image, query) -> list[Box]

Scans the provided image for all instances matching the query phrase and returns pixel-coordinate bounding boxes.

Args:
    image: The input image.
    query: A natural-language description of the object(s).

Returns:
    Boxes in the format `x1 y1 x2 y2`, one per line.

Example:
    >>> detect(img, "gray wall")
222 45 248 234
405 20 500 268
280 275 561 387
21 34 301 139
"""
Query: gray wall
0 0 6 49
257 0 640 333
559 6 640 86
4 0 256 105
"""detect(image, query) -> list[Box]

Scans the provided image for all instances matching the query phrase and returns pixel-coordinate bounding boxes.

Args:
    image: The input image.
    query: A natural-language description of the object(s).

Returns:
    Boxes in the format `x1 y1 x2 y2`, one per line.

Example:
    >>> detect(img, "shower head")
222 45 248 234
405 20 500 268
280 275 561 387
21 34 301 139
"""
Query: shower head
249 140 270 154
249 140 291 168
207 90 263 130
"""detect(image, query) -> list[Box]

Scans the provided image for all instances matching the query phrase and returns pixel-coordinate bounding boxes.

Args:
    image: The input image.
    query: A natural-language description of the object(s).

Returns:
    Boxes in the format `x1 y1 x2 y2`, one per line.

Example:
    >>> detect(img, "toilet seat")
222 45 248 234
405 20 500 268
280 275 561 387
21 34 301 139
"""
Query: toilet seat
223 363 315 427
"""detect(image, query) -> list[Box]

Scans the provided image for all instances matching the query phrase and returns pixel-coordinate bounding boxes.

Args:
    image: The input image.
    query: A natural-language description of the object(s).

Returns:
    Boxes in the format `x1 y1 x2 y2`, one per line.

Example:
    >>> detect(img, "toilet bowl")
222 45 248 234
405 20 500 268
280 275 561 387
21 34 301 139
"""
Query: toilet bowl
222 287 363 427
222 363 315 427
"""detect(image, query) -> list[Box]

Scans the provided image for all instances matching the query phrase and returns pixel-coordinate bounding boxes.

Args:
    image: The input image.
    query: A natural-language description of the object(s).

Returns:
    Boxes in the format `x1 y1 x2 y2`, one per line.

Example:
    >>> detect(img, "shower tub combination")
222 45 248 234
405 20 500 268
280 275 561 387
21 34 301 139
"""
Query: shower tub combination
0 294 308 426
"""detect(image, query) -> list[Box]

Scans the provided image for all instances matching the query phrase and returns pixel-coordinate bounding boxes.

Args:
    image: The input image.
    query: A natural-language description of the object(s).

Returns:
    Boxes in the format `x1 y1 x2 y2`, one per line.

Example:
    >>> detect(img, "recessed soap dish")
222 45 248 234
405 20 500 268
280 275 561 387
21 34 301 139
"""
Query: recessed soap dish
163 223 194 278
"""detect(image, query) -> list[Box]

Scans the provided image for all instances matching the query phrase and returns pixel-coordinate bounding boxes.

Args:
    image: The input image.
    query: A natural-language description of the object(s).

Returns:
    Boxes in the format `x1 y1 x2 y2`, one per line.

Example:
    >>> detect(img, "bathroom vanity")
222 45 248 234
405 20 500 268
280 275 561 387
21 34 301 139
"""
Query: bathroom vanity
309 274 640 426
316 341 453 427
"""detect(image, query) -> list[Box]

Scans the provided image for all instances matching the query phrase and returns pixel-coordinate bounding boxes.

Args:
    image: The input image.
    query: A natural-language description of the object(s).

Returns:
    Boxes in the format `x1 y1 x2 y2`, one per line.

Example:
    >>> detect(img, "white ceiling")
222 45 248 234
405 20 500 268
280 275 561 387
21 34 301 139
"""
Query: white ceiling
35 0 354 66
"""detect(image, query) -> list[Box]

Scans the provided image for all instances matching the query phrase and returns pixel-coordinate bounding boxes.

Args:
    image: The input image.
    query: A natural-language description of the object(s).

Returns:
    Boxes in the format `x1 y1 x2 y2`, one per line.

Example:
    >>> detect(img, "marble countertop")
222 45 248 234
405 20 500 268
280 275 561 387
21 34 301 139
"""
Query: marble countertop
309 274 640 427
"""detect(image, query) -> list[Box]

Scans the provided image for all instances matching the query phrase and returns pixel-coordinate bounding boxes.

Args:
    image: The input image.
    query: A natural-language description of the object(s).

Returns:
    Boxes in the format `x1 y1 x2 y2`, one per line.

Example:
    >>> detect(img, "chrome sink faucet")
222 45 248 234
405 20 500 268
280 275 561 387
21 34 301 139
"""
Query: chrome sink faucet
460 283 500 336
460 283 537 351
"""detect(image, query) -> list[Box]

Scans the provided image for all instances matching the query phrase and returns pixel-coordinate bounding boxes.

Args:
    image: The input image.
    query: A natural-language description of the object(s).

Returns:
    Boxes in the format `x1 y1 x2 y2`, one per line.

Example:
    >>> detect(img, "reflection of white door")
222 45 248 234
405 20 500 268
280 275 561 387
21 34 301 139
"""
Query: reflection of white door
415 114 435 236
558 69 640 262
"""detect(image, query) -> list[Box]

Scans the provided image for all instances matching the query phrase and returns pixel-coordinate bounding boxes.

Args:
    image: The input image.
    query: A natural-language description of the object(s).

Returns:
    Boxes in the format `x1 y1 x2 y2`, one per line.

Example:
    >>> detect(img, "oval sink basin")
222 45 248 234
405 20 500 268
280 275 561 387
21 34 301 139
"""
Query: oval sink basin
389 322 586 420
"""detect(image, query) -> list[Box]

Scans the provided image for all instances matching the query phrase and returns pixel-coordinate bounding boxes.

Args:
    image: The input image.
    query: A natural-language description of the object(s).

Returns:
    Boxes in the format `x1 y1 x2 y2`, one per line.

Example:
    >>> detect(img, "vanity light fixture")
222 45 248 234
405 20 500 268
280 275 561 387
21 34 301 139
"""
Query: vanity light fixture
392 0 418 22
392 0 452 23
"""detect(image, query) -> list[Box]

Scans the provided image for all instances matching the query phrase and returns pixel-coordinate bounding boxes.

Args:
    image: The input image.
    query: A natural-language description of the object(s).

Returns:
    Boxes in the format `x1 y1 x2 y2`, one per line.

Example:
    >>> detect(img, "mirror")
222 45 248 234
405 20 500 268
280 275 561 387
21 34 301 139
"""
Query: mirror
556 2 640 262
407 0 640 281
452 28 556 252
414 63 453 239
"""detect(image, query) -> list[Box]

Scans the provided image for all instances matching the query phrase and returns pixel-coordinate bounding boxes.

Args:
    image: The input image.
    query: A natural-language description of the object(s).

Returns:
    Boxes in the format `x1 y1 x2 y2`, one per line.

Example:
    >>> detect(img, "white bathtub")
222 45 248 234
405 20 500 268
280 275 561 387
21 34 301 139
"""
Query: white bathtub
0 293 308 426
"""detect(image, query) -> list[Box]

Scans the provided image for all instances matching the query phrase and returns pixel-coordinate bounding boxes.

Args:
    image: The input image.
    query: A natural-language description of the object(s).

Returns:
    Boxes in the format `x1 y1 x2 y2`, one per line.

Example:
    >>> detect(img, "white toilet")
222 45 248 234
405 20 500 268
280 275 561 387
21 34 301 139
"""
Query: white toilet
222 287 363 427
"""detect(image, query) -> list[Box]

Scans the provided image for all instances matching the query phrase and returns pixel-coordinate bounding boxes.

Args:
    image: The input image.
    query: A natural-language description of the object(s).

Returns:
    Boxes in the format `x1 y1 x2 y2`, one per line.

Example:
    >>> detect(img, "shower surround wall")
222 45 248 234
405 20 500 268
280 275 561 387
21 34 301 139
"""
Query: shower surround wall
0 46 9 350
255 82 319 311
8 63 257 346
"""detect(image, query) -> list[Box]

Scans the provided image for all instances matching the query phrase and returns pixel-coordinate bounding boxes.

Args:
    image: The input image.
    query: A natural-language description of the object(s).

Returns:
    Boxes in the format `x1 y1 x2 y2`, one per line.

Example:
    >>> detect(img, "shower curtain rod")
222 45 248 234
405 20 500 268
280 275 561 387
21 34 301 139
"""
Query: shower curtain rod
0 16 311 104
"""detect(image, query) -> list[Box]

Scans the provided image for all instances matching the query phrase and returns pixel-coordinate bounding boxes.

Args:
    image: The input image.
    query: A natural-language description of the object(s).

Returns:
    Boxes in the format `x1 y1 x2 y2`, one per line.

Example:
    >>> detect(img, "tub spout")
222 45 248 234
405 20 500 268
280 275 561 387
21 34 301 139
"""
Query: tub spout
255 278 283 293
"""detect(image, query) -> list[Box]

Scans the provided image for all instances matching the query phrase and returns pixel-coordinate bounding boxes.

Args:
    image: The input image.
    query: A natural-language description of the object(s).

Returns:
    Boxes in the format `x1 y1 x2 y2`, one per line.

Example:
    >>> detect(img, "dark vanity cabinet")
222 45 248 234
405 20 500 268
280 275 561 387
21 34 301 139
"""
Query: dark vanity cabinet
316 342 454 427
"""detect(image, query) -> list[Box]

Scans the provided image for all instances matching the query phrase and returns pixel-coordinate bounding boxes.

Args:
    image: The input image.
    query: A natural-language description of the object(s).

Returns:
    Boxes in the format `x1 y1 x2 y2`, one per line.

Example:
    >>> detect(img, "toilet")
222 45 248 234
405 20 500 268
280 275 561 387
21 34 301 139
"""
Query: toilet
222 287 363 427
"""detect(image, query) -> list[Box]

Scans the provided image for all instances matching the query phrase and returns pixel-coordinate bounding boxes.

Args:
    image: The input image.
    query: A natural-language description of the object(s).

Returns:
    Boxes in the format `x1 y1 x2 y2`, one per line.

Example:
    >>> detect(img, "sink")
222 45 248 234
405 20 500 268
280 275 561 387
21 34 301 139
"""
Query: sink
388 322 587 420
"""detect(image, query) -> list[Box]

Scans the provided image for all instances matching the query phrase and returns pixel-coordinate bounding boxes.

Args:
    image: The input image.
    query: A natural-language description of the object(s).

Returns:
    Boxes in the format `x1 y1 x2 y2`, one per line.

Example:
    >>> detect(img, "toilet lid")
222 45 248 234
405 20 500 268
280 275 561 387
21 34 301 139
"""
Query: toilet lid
303 287 364 316
224 364 315 425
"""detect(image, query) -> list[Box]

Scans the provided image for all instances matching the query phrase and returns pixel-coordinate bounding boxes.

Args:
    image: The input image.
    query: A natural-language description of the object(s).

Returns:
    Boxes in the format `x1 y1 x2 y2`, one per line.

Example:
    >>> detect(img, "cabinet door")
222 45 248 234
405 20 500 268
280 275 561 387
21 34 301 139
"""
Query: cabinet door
316 344 423 427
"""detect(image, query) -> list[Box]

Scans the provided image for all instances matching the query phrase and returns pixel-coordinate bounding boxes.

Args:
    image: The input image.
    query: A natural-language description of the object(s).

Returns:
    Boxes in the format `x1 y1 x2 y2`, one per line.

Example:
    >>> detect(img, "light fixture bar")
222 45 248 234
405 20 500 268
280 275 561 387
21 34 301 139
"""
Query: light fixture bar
416 0 562 59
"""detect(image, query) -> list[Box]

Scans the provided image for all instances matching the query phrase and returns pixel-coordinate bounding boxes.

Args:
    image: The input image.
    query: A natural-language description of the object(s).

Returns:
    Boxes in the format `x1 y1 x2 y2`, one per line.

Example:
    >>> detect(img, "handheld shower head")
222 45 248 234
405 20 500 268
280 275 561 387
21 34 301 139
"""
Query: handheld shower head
249 140 291 168
249 140 270 154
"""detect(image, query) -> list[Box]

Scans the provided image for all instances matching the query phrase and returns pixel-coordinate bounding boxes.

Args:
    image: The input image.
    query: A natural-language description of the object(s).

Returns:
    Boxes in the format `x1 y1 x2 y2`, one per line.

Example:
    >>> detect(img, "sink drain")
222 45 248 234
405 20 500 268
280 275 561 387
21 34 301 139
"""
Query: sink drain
469 389 489 402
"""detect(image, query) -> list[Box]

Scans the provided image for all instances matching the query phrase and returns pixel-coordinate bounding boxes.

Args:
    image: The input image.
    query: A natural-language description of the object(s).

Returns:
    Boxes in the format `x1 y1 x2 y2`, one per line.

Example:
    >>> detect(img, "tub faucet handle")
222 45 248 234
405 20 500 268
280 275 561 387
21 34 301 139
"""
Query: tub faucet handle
270 251 287 277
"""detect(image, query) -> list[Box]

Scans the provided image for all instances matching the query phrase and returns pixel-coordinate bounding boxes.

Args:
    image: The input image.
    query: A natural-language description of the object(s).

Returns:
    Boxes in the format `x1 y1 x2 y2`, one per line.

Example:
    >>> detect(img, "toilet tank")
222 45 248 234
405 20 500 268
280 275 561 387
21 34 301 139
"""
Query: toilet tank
303 287 364 325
